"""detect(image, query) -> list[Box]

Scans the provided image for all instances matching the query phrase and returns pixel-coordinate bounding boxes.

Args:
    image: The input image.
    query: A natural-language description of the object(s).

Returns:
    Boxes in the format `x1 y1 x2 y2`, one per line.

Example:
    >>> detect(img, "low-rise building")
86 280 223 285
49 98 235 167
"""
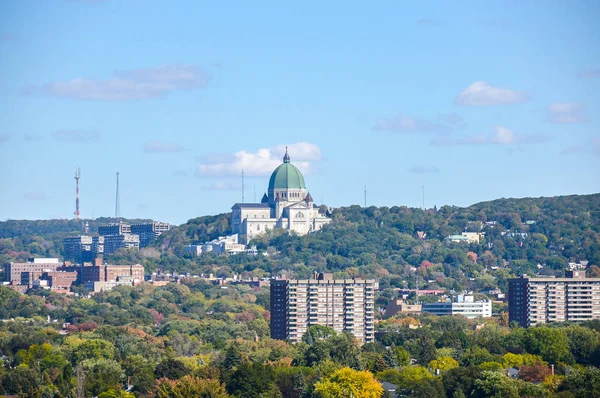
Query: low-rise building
40 271 78 292
422 295 492 318
447 232 482 244
4 258 63 285
384 298 422 318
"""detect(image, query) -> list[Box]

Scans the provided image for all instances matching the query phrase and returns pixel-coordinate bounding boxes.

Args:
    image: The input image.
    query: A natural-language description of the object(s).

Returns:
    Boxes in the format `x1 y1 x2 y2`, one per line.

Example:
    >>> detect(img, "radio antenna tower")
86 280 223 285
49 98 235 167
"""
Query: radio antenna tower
115 172 120 220
241 169 245 203
364 185 367 207
422 182 425 210
74 167 81 220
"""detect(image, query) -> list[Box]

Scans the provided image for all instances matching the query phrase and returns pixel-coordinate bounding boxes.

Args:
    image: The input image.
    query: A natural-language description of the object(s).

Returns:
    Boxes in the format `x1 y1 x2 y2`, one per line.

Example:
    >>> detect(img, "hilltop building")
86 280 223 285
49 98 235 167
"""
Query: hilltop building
131 222 171 247
270 272 377 344
63 236 95 264
231 149 330 239
509 270 600 327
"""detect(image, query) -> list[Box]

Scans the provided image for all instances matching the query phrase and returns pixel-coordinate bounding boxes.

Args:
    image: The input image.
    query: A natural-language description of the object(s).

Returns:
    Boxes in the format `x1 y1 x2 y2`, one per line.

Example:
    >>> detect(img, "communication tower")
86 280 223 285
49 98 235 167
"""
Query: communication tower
74 167 81 220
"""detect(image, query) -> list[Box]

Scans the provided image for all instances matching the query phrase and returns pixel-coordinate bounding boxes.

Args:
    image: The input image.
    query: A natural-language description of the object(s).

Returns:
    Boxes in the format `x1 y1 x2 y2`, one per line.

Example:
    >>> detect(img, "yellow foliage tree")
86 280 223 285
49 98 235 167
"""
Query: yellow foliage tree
314 367 383 398
428 356 459 374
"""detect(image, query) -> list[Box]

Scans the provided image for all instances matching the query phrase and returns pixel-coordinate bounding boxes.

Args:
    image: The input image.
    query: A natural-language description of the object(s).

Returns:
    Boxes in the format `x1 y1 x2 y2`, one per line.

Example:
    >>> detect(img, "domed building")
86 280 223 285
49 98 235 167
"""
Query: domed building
231 148 330 239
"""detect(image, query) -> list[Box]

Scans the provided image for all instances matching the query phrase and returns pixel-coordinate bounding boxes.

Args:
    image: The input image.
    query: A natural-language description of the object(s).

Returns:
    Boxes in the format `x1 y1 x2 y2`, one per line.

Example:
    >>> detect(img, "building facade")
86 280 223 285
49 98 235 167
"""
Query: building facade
422 295 492 318
231 149 330 239
103 233 140 255
509 270 600 327
63 236 94 264
131 222 171 247
270 272 377 344
98 222 131 236
384 299 422 318
4 258 63 285
80 264 145 292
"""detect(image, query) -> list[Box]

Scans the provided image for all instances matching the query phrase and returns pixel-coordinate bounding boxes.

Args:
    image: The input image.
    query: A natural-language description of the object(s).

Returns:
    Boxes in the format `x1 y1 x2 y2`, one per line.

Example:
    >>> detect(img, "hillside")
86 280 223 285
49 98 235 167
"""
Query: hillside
1 194 599 298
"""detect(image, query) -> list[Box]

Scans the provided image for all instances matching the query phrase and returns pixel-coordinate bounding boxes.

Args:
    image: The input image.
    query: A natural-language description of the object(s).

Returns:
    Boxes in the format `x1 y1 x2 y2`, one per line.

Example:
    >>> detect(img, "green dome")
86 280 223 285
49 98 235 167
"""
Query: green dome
268 150 306 190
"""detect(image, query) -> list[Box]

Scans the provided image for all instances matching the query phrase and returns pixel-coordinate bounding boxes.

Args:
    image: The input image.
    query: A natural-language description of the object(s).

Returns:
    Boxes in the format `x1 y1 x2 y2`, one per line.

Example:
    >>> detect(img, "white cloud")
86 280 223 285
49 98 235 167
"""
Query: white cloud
456 81 530 106
42 65 209 101
373 114 449 133
24 191 46 200
196 142 322 178
546 102 587 124
52 129 99 142
431 126 549 146
143 141 184 153
407 165 440 174
578 69 600 78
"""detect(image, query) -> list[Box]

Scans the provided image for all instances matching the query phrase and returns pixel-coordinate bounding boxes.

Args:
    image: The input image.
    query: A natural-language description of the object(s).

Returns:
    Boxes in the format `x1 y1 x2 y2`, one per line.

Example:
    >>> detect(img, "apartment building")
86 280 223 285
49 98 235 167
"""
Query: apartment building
509 270 600 327
63 235 94 264
131 222 170 248
422 295 492 318
98 222 131 236
270 272 377 344
103 233 140 255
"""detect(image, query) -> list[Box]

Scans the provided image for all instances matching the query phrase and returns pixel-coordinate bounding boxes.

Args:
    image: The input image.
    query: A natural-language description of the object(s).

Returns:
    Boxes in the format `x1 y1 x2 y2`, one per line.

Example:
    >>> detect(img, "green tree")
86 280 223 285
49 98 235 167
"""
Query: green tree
524 326 573 364
155 358 189 380
157 376 230 398
226 363 276 398
79 358 124 397
223 344 244 372
472 371 519 398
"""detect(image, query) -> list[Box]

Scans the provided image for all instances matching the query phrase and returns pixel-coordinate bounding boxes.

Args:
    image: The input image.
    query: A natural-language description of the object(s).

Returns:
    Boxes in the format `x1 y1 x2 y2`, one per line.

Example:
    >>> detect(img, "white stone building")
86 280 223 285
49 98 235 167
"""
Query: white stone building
231 149 330 239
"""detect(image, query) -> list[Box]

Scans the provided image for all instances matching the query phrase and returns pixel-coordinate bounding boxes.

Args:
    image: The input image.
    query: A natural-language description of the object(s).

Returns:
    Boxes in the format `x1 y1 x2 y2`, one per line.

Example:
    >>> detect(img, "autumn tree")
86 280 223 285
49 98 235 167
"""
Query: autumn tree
314 367 383 398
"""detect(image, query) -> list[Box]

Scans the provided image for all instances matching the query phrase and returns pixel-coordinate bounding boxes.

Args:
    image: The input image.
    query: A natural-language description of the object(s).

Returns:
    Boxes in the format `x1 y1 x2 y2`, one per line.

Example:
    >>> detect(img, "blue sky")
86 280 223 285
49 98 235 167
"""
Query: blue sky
0 0 599 225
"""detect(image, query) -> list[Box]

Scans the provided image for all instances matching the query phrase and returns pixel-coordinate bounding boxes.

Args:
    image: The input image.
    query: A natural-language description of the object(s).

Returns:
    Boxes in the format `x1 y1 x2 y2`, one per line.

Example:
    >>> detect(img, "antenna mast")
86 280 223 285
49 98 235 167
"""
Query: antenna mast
74 167 81 220
364 185 367 207
115 172 120 220
241 169 245 203
422 182 425 210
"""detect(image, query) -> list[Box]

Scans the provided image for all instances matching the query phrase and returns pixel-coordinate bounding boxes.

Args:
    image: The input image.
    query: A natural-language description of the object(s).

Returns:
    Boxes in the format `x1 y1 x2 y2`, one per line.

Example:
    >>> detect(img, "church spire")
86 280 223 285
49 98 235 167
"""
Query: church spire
283 146 290 163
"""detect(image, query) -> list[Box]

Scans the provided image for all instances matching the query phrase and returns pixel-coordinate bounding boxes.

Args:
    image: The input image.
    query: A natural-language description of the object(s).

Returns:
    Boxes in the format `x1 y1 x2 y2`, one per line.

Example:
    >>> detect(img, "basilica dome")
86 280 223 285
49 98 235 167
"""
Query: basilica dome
268 149 306 190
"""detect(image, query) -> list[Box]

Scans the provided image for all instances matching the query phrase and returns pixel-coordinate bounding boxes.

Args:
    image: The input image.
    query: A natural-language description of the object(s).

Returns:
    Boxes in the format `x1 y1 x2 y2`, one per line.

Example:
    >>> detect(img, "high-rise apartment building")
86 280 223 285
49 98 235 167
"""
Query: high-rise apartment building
98 222 131 236
509 270 600 327
63 235 94 264
270 272 377 343
103 233 140 255
131 222 170 248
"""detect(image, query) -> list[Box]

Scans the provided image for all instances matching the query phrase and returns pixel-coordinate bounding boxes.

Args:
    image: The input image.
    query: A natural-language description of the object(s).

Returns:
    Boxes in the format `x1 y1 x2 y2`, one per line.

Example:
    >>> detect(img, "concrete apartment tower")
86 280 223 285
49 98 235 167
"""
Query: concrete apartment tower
509 270 600 327
270 272 377 343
